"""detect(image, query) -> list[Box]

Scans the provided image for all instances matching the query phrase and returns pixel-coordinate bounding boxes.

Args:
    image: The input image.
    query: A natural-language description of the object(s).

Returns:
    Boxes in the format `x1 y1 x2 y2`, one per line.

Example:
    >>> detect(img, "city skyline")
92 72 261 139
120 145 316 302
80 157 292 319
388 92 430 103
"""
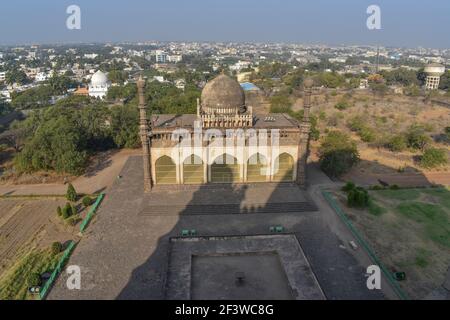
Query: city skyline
0 0 449 48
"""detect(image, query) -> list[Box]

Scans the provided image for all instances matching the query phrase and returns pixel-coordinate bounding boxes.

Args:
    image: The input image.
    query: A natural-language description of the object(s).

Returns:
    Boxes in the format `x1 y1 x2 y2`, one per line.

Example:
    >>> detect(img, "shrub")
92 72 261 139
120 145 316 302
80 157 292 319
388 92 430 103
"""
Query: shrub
56 206 62 217
71 204 78 216
62 203 72 219
386 135 407 152
390 185 400 190
66 183 78 202
66 216 81 226
319 131 360 177
342 181 356 192
51 242 62 255
334 100 351 111
359 127 377 143
420 148 448 169
347 187 370 208
82 196 94 207
445 127 450 141
27 273 41 287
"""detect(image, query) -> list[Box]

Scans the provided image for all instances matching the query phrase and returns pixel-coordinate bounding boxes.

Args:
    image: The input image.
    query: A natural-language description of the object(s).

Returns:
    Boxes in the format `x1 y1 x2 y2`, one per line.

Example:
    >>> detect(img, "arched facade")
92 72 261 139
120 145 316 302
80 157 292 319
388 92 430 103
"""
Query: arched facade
152 148 297 185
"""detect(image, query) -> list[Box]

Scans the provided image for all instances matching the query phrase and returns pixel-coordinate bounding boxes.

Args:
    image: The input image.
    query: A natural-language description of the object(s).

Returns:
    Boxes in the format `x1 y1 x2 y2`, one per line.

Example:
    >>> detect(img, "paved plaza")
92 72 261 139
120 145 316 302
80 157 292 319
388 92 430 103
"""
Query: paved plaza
49 156 385 300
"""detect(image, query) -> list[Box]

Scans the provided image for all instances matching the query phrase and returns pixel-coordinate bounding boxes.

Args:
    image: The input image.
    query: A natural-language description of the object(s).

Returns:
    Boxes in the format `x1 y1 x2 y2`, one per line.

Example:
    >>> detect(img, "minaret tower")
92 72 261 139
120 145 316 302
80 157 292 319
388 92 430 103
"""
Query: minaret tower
296 78 313 188
137 76 153 192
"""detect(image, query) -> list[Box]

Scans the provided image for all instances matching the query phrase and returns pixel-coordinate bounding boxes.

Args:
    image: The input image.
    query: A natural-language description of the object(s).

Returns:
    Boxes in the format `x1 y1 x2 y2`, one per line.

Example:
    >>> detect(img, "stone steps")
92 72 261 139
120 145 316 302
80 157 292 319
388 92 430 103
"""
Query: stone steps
139 201 317 216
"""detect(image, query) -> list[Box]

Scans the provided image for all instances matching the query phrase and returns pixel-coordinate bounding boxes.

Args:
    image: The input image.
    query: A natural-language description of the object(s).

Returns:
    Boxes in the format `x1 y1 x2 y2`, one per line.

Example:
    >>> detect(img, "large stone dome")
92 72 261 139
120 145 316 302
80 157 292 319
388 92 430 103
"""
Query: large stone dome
91 70 108 86
201 74 245 115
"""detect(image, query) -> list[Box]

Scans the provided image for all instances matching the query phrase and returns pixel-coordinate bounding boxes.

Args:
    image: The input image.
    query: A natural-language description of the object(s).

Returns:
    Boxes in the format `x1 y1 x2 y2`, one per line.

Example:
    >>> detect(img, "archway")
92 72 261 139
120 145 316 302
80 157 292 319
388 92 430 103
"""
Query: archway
183 155 204 184
210 154 240 183
155 156 177 185
247 153 268 183
273 153 294 182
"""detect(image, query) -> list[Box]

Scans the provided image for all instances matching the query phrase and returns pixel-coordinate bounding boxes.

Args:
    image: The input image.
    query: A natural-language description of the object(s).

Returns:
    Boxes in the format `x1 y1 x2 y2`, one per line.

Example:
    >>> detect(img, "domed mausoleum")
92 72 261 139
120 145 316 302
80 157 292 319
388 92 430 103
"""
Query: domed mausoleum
136 74 314 190
89 70 111 99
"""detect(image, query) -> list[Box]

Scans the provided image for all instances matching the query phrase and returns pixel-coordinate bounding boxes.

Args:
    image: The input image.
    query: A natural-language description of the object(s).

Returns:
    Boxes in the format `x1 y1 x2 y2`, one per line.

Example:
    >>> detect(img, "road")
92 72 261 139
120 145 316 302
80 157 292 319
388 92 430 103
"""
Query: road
0 149 140 196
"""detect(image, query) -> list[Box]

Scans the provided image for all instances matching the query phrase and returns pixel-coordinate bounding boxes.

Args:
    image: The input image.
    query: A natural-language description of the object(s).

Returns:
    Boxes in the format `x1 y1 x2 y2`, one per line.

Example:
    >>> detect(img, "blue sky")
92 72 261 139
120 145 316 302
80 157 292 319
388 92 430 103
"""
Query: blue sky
0 0 449 48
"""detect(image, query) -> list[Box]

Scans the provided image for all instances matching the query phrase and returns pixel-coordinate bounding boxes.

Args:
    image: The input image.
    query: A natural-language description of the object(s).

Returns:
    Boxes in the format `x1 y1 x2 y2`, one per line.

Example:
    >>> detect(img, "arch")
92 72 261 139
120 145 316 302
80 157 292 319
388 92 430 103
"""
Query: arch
273 153 295 182
210 154 240 183
183 155 204 184
155 156 177 185
247 153 268 183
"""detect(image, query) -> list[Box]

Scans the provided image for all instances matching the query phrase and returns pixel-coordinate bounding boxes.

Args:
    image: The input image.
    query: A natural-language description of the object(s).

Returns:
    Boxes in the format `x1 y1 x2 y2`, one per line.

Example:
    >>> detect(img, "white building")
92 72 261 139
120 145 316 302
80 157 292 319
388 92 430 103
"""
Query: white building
155 50 168 63
88 70 110 99
0 72 5 82
35 72 48 82
168 55 183 63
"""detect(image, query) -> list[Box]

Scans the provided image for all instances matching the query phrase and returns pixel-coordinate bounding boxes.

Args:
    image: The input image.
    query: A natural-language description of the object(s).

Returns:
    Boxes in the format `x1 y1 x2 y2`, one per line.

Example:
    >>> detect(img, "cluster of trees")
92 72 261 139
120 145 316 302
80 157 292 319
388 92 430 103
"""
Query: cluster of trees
10 75 77 110
12 103 139 175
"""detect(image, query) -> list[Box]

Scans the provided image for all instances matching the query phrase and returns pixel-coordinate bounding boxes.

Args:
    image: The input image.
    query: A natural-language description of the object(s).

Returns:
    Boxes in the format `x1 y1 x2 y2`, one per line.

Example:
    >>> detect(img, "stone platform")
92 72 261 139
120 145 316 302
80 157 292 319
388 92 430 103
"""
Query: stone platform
140 183 317 216
165 235 325 300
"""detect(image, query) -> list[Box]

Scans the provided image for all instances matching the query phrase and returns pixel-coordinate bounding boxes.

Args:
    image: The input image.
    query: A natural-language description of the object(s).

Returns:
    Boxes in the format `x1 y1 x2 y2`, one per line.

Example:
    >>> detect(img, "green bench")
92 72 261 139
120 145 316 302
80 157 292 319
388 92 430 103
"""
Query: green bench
269 226 285 233
181 230 197 237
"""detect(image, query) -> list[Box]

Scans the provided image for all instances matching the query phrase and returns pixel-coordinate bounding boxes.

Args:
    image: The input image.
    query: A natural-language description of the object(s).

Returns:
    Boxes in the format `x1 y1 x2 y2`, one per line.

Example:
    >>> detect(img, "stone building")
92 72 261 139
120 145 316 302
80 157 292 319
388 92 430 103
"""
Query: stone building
137 74 313 191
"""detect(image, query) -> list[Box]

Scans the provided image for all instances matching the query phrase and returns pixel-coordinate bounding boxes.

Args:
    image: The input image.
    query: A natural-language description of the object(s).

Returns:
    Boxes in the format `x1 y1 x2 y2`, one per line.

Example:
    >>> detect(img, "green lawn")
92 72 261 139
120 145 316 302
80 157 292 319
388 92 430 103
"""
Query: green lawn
371 187 450 249
0 248 61 300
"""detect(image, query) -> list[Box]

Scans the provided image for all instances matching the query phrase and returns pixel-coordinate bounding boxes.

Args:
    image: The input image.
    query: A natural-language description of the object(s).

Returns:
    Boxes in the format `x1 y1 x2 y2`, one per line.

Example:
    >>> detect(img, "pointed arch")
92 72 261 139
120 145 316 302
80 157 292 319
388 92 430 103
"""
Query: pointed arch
183 155 204 184
210 154 240 183
247 153 268 183
155 156 177 184
273 153 295 182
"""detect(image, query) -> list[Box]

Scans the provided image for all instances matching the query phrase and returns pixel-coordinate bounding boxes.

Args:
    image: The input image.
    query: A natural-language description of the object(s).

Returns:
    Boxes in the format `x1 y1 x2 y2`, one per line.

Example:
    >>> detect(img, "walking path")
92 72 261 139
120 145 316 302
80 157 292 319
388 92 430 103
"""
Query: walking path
0 149 140 196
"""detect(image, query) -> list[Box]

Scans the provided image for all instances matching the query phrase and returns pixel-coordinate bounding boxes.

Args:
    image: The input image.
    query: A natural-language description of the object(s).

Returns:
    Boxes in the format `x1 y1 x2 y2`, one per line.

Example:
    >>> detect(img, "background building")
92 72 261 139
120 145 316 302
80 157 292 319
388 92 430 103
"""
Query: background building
88 70 110 99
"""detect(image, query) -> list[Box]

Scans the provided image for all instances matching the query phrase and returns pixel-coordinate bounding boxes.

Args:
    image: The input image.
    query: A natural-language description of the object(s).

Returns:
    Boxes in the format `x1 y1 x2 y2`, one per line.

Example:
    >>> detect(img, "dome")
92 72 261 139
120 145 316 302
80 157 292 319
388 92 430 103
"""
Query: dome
91 70 108 86
201 74 245 115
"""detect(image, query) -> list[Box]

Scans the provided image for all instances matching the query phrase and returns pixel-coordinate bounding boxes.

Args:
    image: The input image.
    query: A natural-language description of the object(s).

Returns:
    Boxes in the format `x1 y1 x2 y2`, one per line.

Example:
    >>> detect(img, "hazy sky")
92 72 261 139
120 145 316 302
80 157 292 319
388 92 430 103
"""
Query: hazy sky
0 0 449 48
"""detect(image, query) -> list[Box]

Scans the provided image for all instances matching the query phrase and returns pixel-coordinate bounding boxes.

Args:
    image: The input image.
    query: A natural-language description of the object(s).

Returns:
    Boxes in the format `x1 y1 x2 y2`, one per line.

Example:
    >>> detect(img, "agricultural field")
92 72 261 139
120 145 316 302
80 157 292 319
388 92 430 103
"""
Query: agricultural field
0 197 84 300
335 187 450 299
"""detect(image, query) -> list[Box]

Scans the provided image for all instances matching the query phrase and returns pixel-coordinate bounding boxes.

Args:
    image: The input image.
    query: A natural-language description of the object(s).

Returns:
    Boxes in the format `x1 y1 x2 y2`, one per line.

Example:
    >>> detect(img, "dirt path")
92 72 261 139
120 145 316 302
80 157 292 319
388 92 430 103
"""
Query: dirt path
0 149 140 196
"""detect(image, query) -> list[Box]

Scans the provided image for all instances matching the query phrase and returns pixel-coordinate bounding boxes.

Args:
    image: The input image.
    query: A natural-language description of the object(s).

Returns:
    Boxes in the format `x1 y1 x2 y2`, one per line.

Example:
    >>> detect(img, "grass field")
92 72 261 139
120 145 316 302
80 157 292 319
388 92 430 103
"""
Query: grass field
338 187 450 299
0 247 61 300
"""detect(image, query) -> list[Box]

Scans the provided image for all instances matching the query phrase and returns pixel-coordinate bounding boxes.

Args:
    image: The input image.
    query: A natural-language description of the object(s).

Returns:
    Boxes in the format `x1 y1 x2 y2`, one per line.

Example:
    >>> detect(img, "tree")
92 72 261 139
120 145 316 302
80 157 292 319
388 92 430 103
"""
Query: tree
110 105 140 148
0 128 27 151
406 125 431 151
5 70 28 86
370 82 389 96
420 148 448 169
319 131 360 177
47 74 77 95
66 183 78 202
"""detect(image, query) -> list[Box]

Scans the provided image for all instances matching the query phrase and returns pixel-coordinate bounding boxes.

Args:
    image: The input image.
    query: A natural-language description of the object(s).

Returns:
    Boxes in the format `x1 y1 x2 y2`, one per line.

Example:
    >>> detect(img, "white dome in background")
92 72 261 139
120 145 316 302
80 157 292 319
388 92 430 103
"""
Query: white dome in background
91 70 109 86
